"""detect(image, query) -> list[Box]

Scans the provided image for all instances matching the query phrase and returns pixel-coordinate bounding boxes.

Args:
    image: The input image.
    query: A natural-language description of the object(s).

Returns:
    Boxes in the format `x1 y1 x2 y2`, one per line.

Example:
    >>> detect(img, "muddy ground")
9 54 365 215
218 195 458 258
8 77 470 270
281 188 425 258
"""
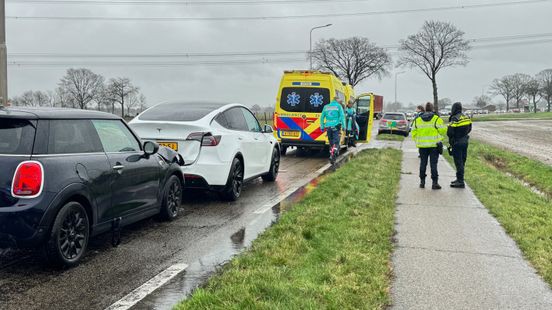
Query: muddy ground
471 120 552 165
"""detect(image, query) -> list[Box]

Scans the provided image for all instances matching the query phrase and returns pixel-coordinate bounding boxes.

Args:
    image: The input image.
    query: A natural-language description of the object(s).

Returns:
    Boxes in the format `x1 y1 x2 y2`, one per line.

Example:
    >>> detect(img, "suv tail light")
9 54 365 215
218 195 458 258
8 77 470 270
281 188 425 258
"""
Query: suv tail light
187 132 222 147
11 161 44 198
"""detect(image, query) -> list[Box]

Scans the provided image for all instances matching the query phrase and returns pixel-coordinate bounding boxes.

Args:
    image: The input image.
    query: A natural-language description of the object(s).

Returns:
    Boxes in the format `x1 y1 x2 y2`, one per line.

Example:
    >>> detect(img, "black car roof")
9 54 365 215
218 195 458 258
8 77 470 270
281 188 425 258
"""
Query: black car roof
0 107 121 120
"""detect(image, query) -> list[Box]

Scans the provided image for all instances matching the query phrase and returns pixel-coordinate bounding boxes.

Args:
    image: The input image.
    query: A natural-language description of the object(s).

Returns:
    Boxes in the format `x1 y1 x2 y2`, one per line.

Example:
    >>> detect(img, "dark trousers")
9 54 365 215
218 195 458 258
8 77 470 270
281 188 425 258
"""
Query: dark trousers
419 147 439 181
452 143 468 183
326 127 341 148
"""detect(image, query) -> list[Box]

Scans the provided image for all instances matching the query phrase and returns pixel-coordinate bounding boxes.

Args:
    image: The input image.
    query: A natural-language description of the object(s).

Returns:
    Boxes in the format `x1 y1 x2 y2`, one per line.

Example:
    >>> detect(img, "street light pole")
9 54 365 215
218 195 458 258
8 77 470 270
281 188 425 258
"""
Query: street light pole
394 71 406 104
309 23 332 70
0 0 7 107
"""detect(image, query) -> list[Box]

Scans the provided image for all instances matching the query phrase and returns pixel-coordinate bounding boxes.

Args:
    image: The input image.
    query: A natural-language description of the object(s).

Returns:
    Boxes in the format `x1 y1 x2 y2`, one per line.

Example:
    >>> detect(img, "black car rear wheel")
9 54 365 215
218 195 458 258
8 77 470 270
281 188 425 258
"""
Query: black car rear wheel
262 148 280 182
221 158 244 201
160 175 182 221
44 201 89 267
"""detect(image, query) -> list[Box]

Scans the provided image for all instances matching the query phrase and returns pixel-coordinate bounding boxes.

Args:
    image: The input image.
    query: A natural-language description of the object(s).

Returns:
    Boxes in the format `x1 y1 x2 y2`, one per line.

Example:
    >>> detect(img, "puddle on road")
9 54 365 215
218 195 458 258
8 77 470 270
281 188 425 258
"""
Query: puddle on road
133 172 329 310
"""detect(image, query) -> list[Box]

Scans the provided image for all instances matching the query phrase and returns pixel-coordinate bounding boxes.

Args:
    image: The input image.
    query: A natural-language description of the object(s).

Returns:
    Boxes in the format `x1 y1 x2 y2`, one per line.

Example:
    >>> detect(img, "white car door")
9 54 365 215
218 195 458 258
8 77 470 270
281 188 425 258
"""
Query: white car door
240 108 271 175
223 107 257 178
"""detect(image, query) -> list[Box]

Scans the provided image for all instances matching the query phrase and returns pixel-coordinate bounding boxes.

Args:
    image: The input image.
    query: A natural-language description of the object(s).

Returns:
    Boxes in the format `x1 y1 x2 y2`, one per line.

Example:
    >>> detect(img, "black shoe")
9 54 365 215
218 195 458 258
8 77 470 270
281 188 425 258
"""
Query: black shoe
432 183 442 190
450 181 466 188
420 179 425 188
450 179 458 185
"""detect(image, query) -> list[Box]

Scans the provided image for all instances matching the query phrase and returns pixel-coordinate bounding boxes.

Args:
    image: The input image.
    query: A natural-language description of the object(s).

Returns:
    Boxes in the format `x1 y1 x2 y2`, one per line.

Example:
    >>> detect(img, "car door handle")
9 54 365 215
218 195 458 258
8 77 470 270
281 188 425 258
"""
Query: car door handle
113 165 124 170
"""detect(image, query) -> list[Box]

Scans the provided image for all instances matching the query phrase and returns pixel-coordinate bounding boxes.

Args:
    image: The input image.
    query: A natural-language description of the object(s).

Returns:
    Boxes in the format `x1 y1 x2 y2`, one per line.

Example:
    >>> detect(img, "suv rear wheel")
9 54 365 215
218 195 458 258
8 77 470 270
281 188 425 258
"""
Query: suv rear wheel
221 158 244 201
262 148 280 182
44 201 90 267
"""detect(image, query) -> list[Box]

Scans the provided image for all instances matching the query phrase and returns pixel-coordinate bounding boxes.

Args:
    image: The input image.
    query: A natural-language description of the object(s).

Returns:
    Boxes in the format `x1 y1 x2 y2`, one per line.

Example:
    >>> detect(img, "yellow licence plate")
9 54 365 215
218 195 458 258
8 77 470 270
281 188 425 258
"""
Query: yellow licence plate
281 130 301 138
158 142 178 151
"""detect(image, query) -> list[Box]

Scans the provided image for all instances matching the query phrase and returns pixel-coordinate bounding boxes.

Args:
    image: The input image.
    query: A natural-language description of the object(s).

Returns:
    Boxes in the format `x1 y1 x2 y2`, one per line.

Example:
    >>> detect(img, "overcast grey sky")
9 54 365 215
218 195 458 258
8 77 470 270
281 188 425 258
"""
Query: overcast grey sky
5 0 552 109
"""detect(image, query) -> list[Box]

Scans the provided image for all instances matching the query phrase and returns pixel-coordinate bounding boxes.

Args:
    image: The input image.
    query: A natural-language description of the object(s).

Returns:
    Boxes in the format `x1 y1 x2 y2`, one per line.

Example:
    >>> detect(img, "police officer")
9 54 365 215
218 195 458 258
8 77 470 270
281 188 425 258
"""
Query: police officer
447 102 473 188
412 102 447 189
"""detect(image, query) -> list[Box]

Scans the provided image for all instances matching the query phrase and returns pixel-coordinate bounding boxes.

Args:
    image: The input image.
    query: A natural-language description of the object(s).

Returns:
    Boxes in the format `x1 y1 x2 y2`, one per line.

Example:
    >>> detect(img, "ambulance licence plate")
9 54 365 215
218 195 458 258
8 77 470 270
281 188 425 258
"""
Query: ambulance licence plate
281 130 301 138
158 142 178 151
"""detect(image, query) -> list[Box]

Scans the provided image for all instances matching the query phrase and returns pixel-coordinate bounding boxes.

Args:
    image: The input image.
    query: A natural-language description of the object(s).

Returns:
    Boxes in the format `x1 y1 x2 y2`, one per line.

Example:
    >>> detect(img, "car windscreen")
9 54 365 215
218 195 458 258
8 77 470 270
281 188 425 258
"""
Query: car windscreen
139 102 223 122
0 119 36 155
383 114 406 120
280 87 330 113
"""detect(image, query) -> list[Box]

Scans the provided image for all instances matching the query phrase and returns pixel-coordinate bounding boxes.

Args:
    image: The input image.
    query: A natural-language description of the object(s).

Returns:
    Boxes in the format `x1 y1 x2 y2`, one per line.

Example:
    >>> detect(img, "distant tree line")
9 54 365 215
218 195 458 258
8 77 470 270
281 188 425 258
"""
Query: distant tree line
10 68 147 117
489 69 552 112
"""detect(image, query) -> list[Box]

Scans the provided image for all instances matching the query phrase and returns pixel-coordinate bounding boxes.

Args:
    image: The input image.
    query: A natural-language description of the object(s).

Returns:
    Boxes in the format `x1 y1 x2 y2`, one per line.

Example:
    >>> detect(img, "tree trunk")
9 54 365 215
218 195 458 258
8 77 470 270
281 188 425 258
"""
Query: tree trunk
548 98 551 112
121 94 125 117
431 75 439 113
533 96 537 113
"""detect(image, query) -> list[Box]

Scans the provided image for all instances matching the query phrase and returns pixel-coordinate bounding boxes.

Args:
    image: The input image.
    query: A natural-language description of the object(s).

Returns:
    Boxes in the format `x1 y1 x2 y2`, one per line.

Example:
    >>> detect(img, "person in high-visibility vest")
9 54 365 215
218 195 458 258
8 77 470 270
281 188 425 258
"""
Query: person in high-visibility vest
411 102 447 189
447 102 473 188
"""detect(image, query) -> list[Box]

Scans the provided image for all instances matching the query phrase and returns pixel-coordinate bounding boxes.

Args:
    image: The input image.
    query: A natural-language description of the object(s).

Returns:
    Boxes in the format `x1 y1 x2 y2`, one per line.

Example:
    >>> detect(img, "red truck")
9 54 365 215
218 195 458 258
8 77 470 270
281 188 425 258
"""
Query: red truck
373 95 384 119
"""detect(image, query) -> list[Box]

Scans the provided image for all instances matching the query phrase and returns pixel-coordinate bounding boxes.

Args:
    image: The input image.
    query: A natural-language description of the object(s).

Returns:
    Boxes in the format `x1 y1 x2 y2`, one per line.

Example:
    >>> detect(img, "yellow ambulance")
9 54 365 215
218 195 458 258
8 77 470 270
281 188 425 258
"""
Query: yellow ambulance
273 70 348 155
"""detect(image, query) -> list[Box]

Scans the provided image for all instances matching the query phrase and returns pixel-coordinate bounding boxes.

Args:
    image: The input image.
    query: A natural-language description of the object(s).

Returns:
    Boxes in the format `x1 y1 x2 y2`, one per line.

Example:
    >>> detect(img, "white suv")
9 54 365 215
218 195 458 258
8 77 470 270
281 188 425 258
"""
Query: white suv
129 102 280 201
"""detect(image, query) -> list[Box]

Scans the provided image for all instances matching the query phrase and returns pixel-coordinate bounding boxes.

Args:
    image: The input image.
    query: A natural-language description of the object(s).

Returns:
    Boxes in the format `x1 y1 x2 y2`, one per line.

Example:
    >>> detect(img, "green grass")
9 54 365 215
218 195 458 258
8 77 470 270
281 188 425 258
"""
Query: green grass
472 112 552 122
176 149 403 309
445 140 552 284
377 133 405 141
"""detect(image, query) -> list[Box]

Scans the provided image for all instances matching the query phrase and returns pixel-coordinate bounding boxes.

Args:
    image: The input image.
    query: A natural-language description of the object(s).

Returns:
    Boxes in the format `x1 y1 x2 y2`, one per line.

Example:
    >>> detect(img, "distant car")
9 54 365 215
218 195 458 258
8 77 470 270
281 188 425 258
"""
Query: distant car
129 102 280 201
0 107 184 266
378 112 409 136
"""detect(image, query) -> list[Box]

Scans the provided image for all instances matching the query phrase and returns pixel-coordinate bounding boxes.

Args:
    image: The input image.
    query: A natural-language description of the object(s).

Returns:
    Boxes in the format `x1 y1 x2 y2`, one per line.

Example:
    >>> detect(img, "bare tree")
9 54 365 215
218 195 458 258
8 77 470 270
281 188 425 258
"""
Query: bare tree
59 68 105 110
311 37 392 87
473 94 492 108
11 90 52 107
54 86 73 108
525 77 541 113
537 69 552 112
438 97 452 110
509 73 531 109
107 77 139 117
490 75 515 111
398 21 471 112
250 104 261 114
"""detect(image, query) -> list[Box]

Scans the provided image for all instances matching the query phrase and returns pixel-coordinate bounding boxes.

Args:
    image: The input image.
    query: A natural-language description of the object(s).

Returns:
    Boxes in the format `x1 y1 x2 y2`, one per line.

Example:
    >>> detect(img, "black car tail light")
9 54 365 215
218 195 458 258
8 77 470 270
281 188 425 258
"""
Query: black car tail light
11 161 44 198
187 132 221 147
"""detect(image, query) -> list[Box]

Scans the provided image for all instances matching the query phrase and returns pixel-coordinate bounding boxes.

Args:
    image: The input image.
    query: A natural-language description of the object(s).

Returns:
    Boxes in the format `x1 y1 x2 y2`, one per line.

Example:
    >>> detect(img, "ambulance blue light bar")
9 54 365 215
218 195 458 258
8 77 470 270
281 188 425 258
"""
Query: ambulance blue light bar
292 82 321 86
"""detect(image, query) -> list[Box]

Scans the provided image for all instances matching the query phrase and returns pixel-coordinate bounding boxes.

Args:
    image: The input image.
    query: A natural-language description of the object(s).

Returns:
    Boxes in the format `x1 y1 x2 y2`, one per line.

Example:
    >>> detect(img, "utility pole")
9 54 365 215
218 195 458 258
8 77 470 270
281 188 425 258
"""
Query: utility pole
309 23 332 70
394 71 405 104
0 0 7 107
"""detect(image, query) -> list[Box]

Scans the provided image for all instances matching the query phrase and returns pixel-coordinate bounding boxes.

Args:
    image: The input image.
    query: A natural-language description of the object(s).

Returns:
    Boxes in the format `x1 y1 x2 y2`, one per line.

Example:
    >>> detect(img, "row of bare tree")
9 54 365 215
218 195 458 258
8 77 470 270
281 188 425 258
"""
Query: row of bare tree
10 68 146 117
489 70 552 112
311 20 471 113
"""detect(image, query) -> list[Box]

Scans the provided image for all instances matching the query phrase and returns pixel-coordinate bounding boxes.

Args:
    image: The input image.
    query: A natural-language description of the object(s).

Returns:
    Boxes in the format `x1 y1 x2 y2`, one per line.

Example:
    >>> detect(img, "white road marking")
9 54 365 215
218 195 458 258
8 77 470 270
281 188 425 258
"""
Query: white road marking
105 263 188 310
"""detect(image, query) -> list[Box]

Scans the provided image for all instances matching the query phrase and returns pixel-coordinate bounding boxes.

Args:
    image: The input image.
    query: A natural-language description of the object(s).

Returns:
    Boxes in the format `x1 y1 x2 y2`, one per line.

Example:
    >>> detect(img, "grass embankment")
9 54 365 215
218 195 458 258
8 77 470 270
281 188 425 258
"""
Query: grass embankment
377 133 406 142
472 112 552 122
176 149 403 309
445 139 552 284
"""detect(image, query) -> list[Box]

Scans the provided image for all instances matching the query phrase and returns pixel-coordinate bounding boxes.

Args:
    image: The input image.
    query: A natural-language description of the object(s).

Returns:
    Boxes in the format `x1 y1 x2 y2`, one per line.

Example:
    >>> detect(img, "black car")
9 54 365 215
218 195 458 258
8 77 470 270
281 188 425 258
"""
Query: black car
0 107 184 266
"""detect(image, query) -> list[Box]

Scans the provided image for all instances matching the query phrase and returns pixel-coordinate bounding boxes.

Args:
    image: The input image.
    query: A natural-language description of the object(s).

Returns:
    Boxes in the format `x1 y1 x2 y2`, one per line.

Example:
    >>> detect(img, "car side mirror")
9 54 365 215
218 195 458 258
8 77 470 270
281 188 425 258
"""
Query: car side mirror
144 141 159 156
263 124 274 133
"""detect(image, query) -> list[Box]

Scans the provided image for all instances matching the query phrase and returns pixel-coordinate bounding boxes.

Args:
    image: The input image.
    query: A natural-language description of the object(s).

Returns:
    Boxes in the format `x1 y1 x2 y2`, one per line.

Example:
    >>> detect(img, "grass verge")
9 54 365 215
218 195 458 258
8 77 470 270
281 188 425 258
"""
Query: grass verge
377 133 406 141
176 149 403 309
444 139 552 284
472 112 552 122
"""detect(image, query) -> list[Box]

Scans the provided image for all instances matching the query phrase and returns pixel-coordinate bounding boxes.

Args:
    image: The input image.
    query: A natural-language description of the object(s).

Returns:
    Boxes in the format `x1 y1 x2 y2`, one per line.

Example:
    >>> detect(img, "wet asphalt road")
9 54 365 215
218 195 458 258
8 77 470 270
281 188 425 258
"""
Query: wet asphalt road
0 150 329 310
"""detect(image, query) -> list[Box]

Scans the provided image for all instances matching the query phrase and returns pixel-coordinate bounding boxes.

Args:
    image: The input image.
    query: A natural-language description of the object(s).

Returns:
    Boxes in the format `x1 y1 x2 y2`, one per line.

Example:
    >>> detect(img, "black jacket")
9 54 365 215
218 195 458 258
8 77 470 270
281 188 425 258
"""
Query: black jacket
447 103 472 145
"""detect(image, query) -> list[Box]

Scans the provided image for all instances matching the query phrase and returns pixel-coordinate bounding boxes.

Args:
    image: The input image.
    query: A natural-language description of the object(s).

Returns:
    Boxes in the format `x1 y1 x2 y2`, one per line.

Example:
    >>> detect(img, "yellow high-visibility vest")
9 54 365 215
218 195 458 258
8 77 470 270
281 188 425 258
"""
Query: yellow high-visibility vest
412 114 447 148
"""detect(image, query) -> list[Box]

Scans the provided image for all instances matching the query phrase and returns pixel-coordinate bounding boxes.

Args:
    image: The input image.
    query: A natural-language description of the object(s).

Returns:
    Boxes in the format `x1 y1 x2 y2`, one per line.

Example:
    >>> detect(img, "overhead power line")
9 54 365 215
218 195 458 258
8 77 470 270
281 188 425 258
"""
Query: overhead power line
8 0 371 6
7 0 552 22
7 32 552 59
8 39 552 67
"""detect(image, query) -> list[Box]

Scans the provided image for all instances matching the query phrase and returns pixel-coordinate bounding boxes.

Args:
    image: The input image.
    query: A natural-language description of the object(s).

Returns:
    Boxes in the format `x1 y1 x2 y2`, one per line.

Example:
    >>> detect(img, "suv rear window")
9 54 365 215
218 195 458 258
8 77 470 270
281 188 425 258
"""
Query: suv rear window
139 102 223 122
280 87 330 113
383 114 406 120
0 119 36 155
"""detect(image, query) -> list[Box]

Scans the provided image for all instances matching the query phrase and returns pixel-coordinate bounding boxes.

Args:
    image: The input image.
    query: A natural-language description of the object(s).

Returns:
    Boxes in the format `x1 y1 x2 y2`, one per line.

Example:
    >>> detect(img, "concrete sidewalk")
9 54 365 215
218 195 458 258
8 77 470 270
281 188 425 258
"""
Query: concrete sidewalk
391 139 552 309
